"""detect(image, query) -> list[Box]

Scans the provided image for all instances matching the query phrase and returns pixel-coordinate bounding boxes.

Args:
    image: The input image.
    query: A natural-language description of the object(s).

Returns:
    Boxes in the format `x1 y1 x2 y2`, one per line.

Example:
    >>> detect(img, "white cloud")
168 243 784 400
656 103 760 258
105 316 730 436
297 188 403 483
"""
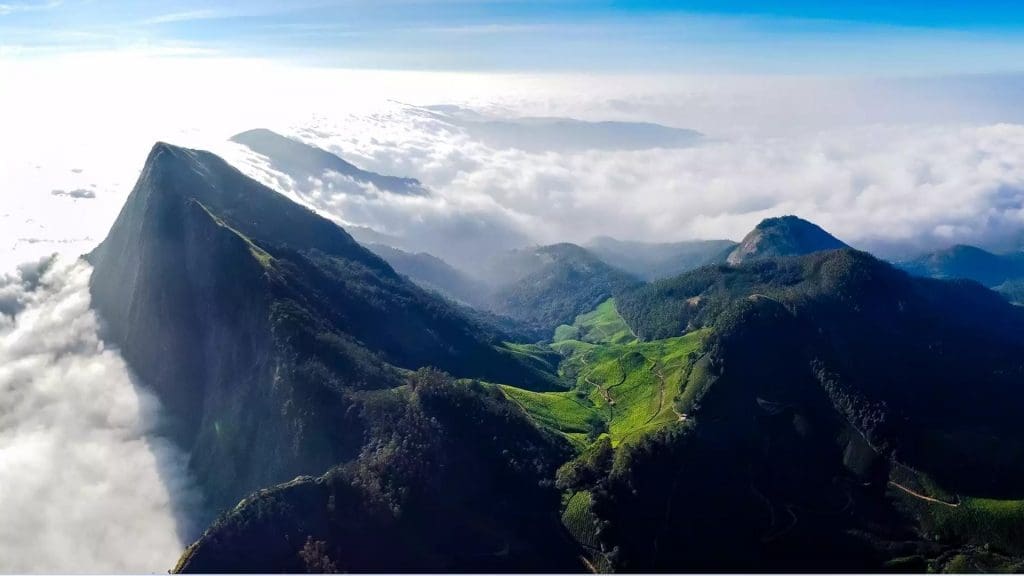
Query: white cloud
139 9 222 26
0 1 60 17
232 106 1024 265
4 54 1024 275
0 257 201 573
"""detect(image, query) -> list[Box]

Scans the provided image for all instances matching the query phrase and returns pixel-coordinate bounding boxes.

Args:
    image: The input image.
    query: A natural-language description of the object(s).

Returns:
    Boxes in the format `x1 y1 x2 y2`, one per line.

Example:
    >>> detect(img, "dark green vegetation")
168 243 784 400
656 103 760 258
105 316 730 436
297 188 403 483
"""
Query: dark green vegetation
616 248 1024 494
485 243 642 333
174 369 582 573
91 143 1024 573
586 236 736 280
88 143 555 517
726 214 849 264
583 248 1024 571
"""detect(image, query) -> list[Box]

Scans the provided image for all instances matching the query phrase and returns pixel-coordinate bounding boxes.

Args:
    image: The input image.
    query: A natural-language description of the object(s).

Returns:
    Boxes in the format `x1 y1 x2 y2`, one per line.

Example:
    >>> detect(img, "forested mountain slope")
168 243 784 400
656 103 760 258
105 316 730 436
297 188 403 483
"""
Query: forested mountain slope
592 249 1024 569
485 243 642 332
87 143 557 514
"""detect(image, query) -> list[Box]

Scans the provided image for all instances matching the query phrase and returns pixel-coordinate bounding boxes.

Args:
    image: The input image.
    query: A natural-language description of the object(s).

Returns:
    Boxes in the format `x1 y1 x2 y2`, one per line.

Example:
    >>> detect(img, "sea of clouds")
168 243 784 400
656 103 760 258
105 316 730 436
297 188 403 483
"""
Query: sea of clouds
219 104 1024 267
0 257 202 572
4 56 1024 272
3 53 1024 571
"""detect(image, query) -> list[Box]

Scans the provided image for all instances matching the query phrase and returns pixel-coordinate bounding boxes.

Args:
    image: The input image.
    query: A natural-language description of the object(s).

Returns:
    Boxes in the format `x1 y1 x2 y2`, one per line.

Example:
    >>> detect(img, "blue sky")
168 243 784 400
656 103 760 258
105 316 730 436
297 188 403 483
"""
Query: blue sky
4 1 1024 73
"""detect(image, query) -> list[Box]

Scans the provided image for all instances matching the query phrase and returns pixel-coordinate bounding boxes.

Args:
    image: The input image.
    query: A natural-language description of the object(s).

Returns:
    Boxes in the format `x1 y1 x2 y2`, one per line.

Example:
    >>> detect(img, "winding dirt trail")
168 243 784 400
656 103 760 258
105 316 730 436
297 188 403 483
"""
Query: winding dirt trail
645 362 665 424
579 355 615 412
579 555 599 574
888 481 961 507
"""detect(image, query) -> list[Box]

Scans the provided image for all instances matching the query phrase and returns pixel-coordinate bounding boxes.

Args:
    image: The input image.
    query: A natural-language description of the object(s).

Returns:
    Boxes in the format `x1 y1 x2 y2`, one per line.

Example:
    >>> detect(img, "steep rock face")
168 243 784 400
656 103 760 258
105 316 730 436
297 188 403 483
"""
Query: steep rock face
87 143 552 512
726 215 848 265
88 145 377 512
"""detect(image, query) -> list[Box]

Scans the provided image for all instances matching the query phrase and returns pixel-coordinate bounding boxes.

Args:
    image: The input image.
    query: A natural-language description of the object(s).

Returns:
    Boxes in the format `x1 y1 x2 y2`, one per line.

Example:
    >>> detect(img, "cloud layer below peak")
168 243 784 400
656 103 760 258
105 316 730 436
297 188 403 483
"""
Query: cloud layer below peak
0 257 201 573
221 107 1024 266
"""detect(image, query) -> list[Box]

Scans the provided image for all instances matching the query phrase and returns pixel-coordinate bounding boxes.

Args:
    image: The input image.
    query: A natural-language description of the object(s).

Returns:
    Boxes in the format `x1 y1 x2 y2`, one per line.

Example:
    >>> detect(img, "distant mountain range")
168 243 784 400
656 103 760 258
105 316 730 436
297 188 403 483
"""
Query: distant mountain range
84 137 1024 572
364 242 489 308
231 128 427 196
897 244 1024 303
231 128 528 272
423 105 703 152
484 243 642 331
368 241 641 337
586 236 736 280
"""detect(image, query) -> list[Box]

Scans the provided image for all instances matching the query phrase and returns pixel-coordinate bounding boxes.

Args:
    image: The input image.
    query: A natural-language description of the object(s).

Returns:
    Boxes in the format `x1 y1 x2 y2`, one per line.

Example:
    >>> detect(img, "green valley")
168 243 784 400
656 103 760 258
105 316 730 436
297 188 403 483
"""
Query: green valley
497 298 706 451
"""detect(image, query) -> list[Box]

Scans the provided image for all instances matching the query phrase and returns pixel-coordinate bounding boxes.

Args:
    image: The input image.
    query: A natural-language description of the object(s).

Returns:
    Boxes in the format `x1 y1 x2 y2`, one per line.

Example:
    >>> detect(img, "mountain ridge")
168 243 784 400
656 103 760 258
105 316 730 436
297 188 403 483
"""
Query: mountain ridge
898 243 1024 287
87 142 560 515
231 128 426 196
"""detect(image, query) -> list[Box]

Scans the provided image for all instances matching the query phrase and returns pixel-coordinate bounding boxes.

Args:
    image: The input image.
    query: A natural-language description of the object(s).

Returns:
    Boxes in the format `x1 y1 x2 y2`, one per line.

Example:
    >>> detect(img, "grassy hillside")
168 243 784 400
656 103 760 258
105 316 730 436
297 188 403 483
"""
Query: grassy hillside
577 250 1024 571
888 465 1024 555
499 299 705 450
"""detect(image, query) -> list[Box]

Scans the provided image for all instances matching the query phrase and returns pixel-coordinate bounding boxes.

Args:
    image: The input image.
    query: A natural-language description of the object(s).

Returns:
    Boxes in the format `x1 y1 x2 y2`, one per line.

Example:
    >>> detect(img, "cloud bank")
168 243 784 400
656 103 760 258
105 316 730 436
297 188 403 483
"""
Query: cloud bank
221 105 1024 268
0 257 201 573
4 55 1024 271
